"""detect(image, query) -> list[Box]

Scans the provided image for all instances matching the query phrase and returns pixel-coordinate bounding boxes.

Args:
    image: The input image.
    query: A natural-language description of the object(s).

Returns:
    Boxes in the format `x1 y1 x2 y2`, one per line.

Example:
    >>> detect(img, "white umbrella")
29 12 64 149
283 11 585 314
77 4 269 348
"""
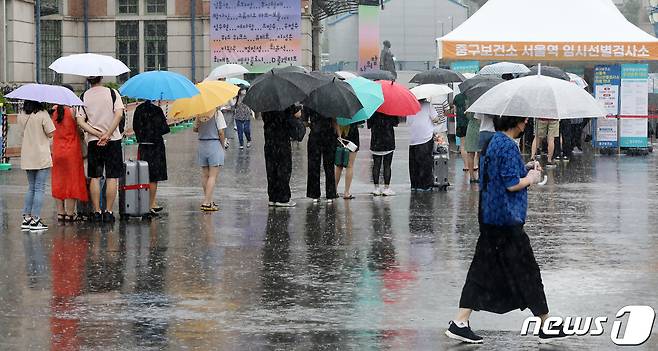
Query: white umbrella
49 53 130 77
566 73 588 89
5 84 84 106
466 74 606 119
206 64 249 80
410 84 453 100
479 62 530 75
335 71 358 80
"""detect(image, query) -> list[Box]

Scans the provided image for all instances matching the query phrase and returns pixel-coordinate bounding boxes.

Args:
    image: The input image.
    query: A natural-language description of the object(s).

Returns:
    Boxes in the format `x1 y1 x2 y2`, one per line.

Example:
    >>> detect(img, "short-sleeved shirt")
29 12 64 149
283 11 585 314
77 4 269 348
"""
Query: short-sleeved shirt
479 132 528 226
198 110 227 140
407 101 437 145
19 110 56 170
477 113 495 133
77 86 125 142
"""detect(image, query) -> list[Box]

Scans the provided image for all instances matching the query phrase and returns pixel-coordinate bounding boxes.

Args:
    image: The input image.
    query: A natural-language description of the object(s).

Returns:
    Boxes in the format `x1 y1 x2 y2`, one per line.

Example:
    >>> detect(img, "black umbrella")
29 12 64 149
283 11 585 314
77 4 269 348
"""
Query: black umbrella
244 70 326 112
458 75 505 93
360 69 396 81
410 68 465 85
523 65 570 81
302 77 363 119
463 80 505 102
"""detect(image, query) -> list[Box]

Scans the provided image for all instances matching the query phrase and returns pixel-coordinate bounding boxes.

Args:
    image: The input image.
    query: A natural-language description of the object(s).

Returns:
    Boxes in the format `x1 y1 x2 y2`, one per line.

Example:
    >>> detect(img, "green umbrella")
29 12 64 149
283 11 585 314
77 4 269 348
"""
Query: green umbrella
337 77 384 126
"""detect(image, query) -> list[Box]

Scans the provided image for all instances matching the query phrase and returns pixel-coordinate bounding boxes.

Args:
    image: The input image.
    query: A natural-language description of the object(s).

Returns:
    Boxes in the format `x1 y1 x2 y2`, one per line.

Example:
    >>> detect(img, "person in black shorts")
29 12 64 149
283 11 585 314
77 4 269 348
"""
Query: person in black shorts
76 76 125 223
335 122 361 199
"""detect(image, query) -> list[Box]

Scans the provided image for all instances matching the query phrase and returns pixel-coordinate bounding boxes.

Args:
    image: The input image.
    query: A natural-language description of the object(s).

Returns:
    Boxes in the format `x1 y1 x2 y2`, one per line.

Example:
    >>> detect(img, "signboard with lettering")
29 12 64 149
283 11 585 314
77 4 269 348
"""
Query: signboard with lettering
450 61 479 74
358 5 380 73
593 65 620 148
210 0 301 73
440 41 657 61
620 63 649 148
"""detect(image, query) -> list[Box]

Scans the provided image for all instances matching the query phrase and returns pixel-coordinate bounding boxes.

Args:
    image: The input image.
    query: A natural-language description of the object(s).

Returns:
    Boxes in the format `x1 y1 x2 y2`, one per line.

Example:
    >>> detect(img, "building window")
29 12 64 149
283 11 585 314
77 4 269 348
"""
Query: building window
144 21 167 71
146 0 167 14
117 0 138 15
116 21 139 82
40 20 61 84
40 0 60 16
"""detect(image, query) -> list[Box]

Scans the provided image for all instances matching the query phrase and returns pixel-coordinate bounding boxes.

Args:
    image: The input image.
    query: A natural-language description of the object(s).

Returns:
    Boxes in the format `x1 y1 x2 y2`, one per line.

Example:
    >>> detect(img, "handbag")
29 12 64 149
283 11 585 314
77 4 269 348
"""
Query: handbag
334 139 351 167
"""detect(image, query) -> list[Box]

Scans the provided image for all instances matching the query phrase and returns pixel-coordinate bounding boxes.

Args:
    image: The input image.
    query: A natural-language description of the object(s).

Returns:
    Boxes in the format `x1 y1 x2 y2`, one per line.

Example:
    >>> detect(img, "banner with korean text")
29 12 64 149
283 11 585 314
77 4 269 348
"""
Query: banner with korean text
593 64 620 148
358 5 380 73
440 41 658 61
620 63 649 148
210 0 301 73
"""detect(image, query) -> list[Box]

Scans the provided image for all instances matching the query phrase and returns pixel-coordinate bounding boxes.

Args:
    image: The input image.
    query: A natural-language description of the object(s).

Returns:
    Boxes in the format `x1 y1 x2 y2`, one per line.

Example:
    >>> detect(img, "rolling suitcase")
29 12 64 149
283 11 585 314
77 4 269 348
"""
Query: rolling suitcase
433 155 450 191
119 160 150 218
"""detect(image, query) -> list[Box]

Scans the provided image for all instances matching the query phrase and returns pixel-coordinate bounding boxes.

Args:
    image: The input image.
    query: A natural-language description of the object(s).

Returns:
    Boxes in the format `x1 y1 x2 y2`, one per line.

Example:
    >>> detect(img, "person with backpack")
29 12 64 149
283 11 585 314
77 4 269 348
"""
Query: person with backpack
51 84 88 222
19 100 56 231
76 76 125 223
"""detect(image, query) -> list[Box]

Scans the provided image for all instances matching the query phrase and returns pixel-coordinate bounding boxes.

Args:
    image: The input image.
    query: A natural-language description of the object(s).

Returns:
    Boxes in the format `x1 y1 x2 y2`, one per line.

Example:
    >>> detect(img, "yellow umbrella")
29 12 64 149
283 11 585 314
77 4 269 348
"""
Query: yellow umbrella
169 81 239 119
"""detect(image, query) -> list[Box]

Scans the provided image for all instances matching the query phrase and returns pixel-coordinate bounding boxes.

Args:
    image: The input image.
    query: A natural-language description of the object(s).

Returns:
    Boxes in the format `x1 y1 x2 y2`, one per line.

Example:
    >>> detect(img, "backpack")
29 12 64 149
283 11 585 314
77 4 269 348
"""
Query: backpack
80 87 126 134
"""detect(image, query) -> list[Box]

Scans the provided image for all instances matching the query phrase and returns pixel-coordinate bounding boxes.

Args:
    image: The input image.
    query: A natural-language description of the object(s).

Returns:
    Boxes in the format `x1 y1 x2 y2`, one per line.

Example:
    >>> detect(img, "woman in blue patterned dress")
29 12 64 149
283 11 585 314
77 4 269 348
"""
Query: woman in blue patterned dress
445 116 570 344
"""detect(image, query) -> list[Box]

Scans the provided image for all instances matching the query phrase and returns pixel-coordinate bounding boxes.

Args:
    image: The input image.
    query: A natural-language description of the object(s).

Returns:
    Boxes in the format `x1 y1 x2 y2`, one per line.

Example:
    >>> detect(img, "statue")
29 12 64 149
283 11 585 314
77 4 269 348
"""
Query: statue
379 40 397 79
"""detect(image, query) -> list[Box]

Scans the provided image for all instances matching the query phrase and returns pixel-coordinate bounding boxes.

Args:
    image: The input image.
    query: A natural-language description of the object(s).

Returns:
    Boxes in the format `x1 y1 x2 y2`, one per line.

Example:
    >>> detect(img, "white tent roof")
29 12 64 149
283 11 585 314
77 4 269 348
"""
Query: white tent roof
438 0 658 61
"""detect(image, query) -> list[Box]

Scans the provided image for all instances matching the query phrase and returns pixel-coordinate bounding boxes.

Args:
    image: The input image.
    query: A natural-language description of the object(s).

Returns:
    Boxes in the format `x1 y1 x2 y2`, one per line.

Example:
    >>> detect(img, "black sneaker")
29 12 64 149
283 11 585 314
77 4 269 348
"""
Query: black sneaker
539 325 571 343
445 321 483 344
102 211 116 223
92 212 103 223
21 216 32 229
28 218 48 231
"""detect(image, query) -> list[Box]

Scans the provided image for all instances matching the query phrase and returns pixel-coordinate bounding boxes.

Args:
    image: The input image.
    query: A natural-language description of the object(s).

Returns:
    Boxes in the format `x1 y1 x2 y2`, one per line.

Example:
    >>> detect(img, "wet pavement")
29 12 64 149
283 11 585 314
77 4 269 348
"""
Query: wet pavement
1 121 657 350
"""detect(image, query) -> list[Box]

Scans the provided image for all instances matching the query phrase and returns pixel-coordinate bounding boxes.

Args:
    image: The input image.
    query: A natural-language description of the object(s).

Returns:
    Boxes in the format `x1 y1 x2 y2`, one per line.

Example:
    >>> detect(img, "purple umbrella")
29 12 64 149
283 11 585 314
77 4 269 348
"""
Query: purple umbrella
5 83 84 106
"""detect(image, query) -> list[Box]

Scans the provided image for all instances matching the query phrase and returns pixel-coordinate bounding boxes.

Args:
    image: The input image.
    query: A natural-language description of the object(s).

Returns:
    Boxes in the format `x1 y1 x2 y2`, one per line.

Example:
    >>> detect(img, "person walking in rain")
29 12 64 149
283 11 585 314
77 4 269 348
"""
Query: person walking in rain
445 116 569 344
368 112 398 196
262 104 305 207
232 86 253 149
194 108 226 212
132 100 170 215
407 98 438 191
305 107 339 203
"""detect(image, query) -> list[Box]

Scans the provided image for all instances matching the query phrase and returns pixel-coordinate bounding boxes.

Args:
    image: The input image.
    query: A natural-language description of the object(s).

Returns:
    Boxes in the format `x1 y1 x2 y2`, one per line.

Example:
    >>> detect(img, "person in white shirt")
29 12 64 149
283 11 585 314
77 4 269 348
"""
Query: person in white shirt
477 113 496 149
407 99 439 191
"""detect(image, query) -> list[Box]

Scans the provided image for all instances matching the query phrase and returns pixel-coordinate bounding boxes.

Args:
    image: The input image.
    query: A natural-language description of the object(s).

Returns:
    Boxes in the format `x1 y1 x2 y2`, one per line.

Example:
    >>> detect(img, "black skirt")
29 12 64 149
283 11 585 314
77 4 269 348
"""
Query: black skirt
138 143 168 182
459 224 549 316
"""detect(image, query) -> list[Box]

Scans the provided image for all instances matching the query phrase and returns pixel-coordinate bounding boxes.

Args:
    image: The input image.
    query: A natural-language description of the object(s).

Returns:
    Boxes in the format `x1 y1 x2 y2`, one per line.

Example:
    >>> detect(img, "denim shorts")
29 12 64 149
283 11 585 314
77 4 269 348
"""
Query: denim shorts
198 140 224 167
479 131 495 150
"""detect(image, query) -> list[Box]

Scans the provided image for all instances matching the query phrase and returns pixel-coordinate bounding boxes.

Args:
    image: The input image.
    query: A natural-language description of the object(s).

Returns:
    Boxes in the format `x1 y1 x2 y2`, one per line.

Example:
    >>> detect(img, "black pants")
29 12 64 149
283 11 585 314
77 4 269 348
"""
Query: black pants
558 121 574 157
409 139 434 190
306 133 338 199
372 152 393 186
264 142 292 203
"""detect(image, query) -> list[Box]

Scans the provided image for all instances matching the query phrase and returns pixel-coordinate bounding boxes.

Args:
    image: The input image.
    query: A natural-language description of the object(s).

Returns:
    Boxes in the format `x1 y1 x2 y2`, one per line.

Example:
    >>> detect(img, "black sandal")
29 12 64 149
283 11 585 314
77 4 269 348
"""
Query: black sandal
57 214 66 222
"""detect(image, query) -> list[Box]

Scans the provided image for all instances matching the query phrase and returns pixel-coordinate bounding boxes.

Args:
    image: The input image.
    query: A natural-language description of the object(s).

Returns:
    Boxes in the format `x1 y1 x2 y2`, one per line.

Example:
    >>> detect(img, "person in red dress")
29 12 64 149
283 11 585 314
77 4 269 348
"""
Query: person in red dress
51 86 88 221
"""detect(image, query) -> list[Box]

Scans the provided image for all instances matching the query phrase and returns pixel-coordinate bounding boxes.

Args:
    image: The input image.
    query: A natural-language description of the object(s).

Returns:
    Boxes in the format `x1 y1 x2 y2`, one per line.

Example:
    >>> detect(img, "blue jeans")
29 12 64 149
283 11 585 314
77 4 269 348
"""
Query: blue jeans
235 119 252 146
23 168 50 218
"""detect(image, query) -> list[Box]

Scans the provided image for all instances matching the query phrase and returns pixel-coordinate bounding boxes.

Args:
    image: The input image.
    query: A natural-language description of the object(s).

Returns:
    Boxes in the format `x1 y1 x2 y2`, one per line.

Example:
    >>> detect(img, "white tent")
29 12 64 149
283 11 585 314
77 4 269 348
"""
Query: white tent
438 0 658 61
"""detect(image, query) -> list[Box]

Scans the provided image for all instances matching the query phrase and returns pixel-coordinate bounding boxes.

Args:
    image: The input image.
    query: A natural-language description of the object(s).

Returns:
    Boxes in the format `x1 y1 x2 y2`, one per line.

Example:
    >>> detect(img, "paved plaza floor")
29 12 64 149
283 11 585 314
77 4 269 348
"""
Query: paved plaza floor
0 121 657 350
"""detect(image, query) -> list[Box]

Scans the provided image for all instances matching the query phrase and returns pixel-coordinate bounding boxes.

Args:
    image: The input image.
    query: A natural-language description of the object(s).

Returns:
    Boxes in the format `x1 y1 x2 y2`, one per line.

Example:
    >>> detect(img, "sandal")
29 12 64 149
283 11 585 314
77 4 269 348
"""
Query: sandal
200 203 219 212
343 194 355 200
151 206 164 213
57 214 66 222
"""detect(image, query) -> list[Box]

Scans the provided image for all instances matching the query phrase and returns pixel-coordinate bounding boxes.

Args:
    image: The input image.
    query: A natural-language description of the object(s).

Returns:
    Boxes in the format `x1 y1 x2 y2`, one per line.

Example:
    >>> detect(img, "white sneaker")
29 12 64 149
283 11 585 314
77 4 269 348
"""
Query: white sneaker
275 201 297 207
21 216 32 229
382 188 396 196
268 201 276 207
28 218 48 231
311 198 320 204
247 142 251 148
239 145 244 150
372 187 382 196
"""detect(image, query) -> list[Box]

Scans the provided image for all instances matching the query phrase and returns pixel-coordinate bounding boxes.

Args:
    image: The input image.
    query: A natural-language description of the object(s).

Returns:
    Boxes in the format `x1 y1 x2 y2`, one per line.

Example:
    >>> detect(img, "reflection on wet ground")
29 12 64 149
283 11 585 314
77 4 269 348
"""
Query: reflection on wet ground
1 123 657 350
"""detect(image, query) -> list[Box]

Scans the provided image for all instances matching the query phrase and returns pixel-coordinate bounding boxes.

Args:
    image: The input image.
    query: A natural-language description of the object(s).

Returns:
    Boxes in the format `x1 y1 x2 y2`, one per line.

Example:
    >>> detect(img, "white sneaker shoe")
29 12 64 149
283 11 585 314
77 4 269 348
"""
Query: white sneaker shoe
275 201 297 207
247 142 251 148
372 187 382 196
382 188 396 196
268 201 276 207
